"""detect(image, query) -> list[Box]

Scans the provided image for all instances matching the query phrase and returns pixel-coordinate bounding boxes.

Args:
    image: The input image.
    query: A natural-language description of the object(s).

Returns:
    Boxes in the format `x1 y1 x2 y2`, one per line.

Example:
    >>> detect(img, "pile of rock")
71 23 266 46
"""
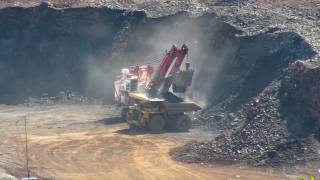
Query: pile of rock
172 61 320 167
282 60 320 124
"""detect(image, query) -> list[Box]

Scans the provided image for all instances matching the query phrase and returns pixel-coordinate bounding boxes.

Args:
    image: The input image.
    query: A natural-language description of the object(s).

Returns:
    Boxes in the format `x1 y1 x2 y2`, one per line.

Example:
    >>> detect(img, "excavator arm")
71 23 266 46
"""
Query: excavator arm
114 44 193 105
147 44 189 96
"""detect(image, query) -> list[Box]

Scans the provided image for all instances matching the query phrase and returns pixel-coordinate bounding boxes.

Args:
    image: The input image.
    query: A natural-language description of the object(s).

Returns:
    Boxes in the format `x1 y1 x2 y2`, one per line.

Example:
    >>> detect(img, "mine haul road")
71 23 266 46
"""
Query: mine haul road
0 104 298 179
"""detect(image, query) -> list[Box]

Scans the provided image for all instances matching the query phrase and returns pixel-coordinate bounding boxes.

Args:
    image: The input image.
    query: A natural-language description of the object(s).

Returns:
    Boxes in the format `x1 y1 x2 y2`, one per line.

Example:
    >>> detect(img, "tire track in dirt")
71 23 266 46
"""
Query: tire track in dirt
13 130 291 180
0 105 296 179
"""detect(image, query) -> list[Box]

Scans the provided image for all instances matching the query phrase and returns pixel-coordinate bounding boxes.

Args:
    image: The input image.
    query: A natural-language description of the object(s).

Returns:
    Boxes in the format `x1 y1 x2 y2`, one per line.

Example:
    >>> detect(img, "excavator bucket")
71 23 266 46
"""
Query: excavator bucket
172 68 194 93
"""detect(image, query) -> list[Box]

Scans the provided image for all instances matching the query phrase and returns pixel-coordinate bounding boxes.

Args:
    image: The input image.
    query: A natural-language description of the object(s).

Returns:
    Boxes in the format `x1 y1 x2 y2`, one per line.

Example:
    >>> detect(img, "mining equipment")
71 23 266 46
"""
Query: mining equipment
114 44 201 132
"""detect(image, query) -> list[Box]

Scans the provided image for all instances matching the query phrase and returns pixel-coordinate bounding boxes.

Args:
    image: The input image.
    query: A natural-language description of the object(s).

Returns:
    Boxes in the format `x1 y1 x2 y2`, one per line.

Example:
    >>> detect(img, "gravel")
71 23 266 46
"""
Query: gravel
172 61 320 167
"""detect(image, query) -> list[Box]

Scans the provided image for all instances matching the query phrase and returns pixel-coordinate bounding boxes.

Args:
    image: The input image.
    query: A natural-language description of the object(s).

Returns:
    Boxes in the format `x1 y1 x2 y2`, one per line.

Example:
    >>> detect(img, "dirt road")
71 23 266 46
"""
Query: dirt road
0 104 300 179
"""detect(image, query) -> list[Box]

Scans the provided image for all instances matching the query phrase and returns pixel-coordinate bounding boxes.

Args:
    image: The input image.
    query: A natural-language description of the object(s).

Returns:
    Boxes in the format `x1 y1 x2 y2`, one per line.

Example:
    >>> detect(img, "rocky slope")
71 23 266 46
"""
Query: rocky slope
1 2 316 105
170 1 320 167
172 60 320 167
1 1 319 53
281 61 320 140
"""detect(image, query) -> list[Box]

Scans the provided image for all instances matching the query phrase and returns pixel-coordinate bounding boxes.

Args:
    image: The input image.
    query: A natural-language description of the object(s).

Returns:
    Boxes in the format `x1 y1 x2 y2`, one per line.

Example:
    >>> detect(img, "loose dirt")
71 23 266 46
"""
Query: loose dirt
0 104 298 179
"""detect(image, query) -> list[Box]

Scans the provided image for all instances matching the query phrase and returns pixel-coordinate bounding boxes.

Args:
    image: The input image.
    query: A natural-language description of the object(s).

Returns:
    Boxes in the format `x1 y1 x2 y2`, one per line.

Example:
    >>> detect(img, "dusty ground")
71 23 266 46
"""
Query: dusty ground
0 104 302 179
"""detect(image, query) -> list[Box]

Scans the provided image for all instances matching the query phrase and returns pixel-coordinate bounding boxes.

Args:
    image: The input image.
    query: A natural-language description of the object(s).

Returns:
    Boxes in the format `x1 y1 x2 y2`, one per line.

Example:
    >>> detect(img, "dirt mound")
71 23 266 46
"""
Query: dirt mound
172 60 320 167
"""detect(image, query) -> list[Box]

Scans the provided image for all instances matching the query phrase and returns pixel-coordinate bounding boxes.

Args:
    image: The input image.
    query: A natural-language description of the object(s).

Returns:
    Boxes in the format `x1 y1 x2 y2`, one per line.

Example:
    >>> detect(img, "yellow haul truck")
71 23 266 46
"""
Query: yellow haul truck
114 44 201 132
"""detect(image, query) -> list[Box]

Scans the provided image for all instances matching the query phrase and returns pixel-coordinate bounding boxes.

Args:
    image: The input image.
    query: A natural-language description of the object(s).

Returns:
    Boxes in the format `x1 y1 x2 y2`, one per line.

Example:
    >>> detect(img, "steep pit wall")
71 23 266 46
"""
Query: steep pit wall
0 3 315 106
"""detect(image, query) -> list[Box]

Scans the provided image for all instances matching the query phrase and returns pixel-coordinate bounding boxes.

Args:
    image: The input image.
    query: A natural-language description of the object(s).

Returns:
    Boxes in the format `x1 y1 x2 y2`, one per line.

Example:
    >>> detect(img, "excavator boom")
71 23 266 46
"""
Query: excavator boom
147 44 189 95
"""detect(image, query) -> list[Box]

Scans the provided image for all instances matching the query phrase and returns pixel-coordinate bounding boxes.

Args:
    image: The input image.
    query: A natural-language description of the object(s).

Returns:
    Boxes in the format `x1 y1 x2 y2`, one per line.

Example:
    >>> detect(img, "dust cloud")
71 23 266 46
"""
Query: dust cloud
0 6 237 105
85 14 236 106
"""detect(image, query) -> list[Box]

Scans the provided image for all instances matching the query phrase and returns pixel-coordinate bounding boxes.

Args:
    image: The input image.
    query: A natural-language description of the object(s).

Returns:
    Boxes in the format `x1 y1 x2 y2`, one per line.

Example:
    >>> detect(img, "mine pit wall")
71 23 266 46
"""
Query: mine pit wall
0 4 316 105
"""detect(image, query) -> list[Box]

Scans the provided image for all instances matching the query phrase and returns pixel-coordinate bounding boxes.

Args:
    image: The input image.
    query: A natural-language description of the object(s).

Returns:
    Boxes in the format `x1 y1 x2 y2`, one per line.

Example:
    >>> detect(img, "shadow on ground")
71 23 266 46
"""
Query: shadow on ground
115 127 189 135
97 117 125 125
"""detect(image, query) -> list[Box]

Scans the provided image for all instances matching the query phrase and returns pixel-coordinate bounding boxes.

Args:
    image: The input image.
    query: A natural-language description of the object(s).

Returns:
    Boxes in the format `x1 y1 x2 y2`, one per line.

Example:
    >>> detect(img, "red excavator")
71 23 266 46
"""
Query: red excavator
114 44 200 132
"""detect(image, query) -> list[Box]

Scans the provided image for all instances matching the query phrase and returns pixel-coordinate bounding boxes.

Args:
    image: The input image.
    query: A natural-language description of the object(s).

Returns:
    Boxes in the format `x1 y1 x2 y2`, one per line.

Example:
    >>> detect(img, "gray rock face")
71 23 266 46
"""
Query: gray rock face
281 60 320 139
169 0 320 168
283 60 320 121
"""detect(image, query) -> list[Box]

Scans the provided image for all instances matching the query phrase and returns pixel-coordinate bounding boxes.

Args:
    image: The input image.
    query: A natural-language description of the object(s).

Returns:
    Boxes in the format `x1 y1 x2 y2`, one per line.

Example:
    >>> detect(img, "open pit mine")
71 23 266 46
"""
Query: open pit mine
0 0 319 179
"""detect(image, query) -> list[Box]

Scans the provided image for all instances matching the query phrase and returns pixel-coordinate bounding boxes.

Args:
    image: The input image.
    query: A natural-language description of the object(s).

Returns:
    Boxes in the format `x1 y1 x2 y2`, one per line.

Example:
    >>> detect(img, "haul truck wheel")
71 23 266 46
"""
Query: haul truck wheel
175 115 191 131
148 115 166 132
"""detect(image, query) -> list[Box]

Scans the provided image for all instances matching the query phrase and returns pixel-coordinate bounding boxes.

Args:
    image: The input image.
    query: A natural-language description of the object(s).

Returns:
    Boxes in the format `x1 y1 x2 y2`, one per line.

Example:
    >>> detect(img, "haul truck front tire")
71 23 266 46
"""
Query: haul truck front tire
175 114 191 131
